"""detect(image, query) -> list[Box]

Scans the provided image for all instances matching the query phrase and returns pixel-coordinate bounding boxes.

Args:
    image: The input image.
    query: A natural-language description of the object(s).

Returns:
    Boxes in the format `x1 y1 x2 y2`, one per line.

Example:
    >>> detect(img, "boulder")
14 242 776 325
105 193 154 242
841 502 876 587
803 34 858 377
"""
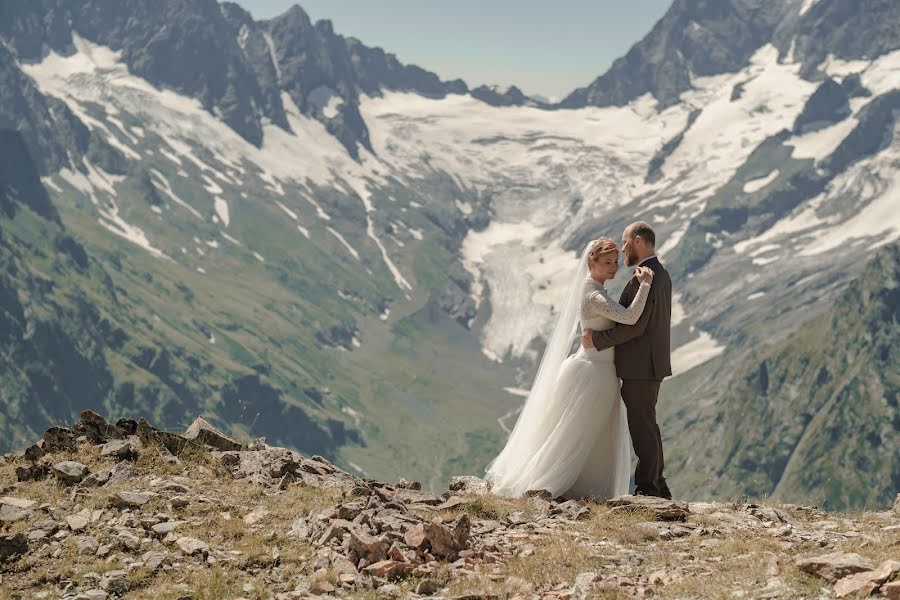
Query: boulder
43 427 77 452
0 533 28 561
52 461 89 484
77 410 124 443
109 491 154 510
175 536 209 556
182 417 244 451
834 560 900 598
100 438 141 460
795 552 875 582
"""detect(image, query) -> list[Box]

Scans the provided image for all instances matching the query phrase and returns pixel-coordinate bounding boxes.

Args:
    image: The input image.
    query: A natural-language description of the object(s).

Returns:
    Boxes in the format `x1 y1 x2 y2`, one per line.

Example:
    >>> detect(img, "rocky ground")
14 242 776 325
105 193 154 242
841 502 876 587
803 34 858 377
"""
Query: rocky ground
1 412 898 600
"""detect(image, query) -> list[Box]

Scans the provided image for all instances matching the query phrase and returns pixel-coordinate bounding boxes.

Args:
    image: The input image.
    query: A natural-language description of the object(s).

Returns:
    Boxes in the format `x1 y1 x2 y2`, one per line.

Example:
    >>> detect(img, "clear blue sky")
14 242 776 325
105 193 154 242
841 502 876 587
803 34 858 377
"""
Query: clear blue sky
233 1 673 100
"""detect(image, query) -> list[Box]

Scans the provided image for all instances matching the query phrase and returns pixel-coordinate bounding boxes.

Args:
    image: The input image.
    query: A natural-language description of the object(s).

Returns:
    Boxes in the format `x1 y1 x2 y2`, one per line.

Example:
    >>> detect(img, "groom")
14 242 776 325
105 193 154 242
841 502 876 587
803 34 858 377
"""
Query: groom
581 221 672 499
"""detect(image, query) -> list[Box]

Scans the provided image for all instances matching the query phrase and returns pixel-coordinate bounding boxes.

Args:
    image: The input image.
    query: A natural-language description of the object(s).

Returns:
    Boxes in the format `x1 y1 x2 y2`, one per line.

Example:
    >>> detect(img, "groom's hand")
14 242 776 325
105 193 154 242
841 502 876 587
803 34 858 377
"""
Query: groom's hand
581 329 595 349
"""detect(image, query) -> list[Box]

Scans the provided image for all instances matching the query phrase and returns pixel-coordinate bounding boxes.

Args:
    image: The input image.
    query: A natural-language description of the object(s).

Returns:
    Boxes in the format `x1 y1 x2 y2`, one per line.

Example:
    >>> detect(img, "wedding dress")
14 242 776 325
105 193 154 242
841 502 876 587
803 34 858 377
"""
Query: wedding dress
485 246 650 500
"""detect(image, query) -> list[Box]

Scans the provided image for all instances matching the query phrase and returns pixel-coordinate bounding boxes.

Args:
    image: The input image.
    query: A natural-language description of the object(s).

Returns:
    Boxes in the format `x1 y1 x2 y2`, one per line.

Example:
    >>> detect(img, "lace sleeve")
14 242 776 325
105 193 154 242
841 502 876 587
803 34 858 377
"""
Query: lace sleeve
584 281 651 325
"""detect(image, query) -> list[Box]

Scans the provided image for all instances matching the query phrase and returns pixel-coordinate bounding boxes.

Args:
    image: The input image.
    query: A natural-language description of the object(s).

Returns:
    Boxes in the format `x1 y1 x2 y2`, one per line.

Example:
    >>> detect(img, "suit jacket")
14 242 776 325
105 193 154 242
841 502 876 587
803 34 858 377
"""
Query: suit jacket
591 256 672 381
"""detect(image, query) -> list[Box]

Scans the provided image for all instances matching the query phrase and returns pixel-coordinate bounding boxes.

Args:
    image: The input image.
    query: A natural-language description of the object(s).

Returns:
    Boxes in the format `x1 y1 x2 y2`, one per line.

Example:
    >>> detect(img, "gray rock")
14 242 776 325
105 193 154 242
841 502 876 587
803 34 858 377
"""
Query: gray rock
795 551 876 582
448 475 489 495
0 503 30 523
182 417 244 451
66 512 91 532
106 461 136 486
100 438 141 461
43 427 78 452
109 491 153 510
100 569 130 594
76 410 125 443
82 469 112 487
113 530 141 552
606 495 690 522
52 461 89 484
141 550 169 571
0 496 38 510
151 521 185 536
175 536 209 556
75 535 100 556
0 533 28 561
77 590 109 600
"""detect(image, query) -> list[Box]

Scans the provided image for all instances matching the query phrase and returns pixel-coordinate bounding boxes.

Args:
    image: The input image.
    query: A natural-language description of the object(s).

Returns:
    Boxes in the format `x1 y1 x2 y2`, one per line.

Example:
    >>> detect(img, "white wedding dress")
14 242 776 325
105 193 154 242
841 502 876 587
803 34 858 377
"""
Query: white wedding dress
485 247 650 500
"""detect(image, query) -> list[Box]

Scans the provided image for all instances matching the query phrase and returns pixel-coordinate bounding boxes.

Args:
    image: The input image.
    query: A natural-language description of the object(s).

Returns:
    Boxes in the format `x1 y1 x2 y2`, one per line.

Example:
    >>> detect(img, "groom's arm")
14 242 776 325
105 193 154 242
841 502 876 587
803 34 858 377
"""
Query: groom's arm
590 290 656 350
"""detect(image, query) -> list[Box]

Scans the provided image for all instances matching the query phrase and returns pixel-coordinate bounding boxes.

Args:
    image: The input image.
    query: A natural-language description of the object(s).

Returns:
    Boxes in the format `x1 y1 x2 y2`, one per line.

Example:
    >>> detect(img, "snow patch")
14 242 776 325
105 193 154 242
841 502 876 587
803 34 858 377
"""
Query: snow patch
327 227 360 260
743 169 780 194
214 197 230 227
671 331 725 376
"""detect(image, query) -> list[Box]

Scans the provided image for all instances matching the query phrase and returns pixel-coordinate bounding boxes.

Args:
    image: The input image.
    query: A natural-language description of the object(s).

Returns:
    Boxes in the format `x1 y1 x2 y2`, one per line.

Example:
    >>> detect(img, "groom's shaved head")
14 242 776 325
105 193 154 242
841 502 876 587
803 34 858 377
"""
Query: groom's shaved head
625 221 656 247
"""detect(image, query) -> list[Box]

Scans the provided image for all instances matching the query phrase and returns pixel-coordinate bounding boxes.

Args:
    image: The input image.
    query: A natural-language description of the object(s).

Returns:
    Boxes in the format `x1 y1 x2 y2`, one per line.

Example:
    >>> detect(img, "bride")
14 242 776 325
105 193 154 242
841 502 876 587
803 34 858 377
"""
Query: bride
485 238 653 500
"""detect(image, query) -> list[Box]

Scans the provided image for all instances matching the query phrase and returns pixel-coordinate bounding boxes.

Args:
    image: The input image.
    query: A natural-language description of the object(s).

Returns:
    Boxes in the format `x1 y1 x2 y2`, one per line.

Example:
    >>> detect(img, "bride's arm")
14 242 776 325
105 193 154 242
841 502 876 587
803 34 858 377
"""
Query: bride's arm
585 281 651 325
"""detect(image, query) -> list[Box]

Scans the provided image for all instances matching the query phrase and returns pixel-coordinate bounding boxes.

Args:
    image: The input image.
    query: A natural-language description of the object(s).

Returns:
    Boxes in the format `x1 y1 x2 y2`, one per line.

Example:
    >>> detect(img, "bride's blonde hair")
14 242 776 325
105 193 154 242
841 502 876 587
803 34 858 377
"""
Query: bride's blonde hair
588 237 618 264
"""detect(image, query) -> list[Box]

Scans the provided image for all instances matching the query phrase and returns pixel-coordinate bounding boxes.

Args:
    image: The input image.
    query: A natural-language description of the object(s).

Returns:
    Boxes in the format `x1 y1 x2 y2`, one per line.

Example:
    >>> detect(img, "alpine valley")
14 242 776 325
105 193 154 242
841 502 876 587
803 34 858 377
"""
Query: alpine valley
0 0 897 510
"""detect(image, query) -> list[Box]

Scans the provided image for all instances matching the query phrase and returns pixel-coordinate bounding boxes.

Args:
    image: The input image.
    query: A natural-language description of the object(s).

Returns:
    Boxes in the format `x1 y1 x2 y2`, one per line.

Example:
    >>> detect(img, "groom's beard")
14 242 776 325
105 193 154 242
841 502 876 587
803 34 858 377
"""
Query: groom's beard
625 251 639 267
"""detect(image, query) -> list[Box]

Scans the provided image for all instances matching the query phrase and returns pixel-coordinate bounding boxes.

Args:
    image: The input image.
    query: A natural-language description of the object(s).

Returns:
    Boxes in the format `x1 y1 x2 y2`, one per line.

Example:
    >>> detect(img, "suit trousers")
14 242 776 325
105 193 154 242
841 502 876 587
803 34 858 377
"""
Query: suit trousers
620 379 670 498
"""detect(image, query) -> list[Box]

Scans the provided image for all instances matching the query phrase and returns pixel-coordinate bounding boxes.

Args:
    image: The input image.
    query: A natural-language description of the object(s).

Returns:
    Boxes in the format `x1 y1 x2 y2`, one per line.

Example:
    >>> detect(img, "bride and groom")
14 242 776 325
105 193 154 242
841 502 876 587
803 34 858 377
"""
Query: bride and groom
485 221 672 500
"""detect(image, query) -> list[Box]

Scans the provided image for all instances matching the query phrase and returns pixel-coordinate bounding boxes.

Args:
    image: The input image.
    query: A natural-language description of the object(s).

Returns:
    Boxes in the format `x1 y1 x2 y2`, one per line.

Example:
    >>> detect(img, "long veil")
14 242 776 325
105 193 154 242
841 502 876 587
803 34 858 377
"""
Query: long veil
484 243 591 487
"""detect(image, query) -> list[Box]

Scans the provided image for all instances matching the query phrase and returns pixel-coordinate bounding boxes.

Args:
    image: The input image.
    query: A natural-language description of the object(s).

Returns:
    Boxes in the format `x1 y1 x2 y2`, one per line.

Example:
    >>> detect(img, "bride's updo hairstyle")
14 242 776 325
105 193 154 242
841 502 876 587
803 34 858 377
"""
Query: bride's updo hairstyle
587 237 618 265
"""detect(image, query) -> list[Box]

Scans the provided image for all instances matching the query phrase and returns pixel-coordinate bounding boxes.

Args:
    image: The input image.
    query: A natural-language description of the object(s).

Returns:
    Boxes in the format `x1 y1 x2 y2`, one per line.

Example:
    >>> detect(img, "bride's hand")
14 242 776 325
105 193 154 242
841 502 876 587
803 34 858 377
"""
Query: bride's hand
635 266 654 284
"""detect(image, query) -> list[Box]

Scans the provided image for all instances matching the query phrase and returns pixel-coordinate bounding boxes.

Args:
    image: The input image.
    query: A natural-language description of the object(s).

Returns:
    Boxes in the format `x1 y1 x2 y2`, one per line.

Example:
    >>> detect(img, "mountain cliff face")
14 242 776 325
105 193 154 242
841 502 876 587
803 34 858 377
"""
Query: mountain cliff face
0 0 897 506
561 0 900 109
661 245 899 511
0 0 467 159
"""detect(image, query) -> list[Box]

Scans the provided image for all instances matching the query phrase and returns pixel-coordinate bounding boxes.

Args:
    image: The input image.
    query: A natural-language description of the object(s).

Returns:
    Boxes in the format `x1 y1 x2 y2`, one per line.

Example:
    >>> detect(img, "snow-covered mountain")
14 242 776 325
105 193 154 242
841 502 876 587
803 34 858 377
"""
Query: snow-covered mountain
0 0 897 506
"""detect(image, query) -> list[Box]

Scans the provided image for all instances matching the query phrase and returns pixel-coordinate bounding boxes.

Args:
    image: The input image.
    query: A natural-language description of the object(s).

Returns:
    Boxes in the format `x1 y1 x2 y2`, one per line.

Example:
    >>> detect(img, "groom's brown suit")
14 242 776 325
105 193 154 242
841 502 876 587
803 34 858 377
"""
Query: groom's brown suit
591 256 672 498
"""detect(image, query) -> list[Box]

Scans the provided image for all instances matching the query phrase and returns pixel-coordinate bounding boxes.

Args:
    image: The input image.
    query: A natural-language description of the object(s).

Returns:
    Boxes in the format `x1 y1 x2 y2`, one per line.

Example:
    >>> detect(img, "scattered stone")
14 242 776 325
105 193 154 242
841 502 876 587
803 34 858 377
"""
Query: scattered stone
435 496 467 511
151 521 185 536
349 530 391 563
66 511 91 532
77 590 109 600
833 560 900 597
182 417 244 451
141 551 169 571
606 495 690 522
0 503 30 523
170 495 190 509
416 578 440 595
448 475 490 495
175 536 209 556
16 462 50 482
77 410 125 443
100 438 141 461
43 427 78 452
52 460 89 484
113 530 142 552
243 508 269 526
107 461 135 486
109 491 154 510
310 580 336 594
795 551 875 582
883 581 900 600
75 535 100 556
100 569 130 594
363 559 414 579
82 469 112 487
0 533 28 561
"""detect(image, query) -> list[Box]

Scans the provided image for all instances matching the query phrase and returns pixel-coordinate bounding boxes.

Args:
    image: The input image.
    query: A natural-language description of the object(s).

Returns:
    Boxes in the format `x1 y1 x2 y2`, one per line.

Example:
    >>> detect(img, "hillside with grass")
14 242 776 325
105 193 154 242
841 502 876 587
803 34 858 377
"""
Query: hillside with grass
1 412 898 599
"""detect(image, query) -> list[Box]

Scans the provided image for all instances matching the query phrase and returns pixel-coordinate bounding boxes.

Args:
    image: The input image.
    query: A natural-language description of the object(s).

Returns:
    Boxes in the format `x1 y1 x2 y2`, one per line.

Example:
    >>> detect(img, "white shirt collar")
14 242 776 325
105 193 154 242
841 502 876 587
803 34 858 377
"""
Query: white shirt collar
638 255 657 266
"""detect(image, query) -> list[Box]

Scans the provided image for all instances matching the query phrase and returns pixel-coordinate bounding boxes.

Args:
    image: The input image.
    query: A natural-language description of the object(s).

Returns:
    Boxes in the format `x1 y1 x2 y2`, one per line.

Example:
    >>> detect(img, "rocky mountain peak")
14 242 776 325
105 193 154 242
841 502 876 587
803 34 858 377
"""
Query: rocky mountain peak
562 0 899 110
